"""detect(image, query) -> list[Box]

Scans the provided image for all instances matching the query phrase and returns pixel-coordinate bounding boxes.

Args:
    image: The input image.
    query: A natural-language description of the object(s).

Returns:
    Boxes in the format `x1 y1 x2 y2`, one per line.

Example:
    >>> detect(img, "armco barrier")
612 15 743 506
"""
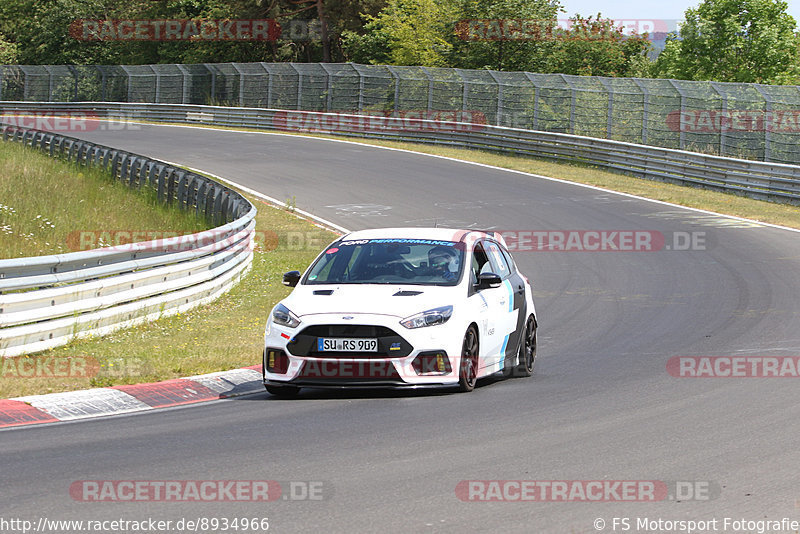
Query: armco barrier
2 101 798 205
0 124 256 357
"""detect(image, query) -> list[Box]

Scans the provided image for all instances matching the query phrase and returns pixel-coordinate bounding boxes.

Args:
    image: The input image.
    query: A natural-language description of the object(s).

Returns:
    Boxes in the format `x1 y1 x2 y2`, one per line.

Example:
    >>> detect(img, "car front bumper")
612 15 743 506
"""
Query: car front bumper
263 313 462 388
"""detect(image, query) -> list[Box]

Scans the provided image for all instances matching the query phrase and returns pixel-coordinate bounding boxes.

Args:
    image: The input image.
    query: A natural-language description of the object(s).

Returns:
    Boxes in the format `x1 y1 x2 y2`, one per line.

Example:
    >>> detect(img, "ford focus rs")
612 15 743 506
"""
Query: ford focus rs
262 228 537 396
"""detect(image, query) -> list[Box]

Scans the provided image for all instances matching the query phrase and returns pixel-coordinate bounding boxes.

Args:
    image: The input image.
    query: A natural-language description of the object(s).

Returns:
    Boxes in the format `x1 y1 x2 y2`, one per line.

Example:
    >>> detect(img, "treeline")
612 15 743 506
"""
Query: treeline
0 0 798 84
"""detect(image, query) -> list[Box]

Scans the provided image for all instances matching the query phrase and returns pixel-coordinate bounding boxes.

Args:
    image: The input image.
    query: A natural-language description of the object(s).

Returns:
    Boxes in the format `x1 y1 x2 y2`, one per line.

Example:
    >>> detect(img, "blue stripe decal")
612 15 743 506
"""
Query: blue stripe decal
499 335 510 370
504 279 514 312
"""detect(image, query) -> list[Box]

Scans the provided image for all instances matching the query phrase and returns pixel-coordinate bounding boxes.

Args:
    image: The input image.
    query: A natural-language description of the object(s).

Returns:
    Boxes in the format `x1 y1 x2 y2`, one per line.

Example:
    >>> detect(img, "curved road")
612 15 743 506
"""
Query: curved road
4 124 800 533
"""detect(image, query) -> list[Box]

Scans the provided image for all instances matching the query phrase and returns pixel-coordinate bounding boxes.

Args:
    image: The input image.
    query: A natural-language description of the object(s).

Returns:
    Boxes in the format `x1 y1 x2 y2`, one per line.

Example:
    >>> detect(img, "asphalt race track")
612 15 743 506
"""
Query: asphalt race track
4 124 800 533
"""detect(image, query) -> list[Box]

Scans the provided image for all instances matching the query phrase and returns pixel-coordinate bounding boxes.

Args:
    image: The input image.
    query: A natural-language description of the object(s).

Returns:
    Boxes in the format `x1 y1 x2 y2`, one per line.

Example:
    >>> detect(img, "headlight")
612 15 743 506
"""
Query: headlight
400 305 453 329
272 303 301 328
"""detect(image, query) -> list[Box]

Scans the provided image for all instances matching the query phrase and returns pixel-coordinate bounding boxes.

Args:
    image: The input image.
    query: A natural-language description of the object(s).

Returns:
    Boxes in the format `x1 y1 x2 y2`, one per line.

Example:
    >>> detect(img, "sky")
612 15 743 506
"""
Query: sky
558 0 800 27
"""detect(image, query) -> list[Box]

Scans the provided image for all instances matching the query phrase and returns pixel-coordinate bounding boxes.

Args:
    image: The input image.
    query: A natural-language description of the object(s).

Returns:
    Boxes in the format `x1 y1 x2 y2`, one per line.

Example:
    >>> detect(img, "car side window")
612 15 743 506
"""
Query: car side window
499 246 517 275
471 242 491 283
486 241 511 279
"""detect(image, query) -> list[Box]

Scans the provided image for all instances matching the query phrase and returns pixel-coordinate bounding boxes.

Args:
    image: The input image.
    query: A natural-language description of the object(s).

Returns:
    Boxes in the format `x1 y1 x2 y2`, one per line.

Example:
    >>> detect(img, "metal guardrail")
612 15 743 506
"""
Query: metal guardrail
2 101 798 205
0 124 256 357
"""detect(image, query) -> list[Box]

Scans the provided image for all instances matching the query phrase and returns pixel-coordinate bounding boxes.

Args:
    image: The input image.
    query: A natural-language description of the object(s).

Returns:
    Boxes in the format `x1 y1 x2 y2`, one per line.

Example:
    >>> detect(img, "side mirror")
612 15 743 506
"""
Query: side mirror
283 270 301 287
477 272 502 290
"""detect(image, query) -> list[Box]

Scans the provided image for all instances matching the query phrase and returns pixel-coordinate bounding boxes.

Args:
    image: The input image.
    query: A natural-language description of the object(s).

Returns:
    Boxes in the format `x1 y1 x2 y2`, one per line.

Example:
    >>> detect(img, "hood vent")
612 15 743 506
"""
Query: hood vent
313 290 334 295
393 290 423 296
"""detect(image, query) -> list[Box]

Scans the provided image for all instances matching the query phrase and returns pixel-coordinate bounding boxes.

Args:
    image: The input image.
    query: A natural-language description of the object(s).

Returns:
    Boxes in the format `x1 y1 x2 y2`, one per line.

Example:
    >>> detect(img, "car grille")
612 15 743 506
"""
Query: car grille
287 324 413 358
291 360 404 385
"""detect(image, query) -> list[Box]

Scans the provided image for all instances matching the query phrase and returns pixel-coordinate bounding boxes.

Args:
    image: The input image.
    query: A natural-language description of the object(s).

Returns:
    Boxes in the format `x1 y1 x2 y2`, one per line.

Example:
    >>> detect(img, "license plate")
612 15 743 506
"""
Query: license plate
317 338 378 352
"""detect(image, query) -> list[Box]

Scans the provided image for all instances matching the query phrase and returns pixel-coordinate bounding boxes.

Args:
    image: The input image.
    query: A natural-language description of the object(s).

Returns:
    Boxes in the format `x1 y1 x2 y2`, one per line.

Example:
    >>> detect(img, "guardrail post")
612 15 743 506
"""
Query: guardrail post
289 62 303 110
386 65 400 116
420 66 434 113
753 84 772 162
67 65 79 101
523 73 541 131
318 63 333 112
357 68 364 113
487 70 504 127
230 63 245 107
454 69 469 114
176 64 190 104
47 66 56 101
598 77 614 139
259 63 274 109
157 166 168 201
559 74 576 135
709 81 727 157
21 66 30 101
94 66 107 101
667 79 687 150
119 65 132 102
631 78 649 145
203 63 217 104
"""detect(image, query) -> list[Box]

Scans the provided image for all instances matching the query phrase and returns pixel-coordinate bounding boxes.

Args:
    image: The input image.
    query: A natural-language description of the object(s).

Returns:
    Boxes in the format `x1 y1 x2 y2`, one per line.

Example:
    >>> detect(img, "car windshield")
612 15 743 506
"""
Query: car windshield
304 238 465 286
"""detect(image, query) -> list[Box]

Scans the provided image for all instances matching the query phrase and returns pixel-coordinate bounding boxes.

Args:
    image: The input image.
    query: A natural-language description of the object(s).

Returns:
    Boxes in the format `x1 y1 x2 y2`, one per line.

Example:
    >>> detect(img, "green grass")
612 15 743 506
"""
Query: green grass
0 195 336 398
0 140 209 259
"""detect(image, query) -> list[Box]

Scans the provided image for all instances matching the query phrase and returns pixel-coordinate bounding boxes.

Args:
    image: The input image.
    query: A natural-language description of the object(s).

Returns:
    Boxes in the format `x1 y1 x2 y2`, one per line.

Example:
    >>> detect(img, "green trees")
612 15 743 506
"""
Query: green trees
545 15 652 77
1 0 797 86
341 0 455 66
653 0 799 83
450 0 559 72
0 33 16 64
340 0 651 76
0 0 387 65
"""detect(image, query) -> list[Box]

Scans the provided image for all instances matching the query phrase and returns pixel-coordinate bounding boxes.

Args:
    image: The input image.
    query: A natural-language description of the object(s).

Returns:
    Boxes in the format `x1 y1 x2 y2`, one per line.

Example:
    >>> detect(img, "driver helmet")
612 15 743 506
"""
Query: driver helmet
428 246 458 272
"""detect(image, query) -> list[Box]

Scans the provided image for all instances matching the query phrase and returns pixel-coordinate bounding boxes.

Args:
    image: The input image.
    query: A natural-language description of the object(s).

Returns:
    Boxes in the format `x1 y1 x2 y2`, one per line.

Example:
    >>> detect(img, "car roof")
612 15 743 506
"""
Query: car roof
339 227 509 248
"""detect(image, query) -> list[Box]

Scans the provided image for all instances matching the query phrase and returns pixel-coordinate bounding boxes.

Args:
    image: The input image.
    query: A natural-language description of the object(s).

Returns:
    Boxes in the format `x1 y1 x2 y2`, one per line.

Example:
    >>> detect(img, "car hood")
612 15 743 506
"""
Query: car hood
282 284 458 319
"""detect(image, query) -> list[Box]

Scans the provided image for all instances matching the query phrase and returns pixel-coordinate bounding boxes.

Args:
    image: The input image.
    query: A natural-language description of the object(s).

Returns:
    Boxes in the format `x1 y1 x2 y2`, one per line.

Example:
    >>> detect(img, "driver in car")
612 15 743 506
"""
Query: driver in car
428 246 458 282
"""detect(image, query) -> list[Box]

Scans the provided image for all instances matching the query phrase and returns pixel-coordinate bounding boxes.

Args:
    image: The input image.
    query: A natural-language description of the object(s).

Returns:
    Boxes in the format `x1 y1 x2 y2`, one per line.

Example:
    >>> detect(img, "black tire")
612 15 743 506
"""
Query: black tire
458 326 479 392
265 385 300 398
515 316 537 378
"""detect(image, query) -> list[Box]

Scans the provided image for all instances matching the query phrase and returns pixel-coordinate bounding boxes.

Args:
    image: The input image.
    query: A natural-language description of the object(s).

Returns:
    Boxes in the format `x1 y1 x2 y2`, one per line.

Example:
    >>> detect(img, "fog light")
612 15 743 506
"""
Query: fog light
265 349 289 374
412 351 451 375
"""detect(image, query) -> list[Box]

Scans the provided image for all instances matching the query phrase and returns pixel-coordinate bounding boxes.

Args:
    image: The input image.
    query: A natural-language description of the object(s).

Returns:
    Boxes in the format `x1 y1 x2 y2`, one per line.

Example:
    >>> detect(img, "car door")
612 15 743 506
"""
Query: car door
468 240 507 370
484 240 525 371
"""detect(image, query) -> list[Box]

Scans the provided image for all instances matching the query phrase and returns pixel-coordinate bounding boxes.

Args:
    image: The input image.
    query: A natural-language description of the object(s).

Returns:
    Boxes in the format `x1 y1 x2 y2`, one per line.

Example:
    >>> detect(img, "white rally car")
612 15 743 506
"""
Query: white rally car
262 228 537 396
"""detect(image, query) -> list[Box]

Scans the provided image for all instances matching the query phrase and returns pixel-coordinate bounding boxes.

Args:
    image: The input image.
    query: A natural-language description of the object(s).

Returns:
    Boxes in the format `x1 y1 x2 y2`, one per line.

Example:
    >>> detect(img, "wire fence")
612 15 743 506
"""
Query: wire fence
2 62 800 164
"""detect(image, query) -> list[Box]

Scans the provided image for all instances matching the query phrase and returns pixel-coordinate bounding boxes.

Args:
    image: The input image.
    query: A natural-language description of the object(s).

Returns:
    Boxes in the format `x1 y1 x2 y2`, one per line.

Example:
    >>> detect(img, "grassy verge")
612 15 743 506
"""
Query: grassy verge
0 140 209 259
0 193 335 398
